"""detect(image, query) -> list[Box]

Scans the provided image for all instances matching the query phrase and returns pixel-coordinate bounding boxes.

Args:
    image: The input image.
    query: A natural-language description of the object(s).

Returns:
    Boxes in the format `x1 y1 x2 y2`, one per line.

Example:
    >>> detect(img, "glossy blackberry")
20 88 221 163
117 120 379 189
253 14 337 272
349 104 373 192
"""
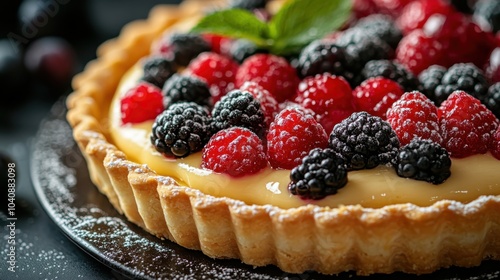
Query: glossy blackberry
288 148 348 200
473 0 500 33
229 0 267 10
140 56 176 88
335 27 394 80
151 102 213 158
329 112 400 170
229 39 268 64
211 89 265 135
353 14 403 49
162 74 211 109
394 138 451 184
361 60 421 92
485 82 500 119
166 33 211 67
418 65 447 103
435 63 488 105
295 40 356 84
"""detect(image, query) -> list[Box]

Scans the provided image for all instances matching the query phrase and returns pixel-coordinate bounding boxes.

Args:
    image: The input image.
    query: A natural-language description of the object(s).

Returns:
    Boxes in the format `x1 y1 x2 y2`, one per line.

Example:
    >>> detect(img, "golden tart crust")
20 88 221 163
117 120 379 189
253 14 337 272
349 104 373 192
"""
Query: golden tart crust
66 0 500 275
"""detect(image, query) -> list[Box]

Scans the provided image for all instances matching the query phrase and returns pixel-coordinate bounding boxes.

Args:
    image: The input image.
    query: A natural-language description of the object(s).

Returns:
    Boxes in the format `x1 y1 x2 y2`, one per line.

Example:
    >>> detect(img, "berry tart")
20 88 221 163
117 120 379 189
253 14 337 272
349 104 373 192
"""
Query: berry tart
66 0 500 276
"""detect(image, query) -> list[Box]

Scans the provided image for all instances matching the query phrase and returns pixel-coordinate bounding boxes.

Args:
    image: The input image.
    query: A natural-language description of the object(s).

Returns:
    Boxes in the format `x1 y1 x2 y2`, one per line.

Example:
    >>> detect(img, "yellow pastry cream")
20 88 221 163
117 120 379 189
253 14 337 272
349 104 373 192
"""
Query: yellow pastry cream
109 64 500 209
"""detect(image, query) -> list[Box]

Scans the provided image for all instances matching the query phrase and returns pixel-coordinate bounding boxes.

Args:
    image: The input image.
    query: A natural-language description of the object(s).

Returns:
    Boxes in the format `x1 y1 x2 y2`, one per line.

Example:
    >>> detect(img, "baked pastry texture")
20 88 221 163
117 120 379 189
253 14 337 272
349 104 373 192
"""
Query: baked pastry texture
66 0 500 276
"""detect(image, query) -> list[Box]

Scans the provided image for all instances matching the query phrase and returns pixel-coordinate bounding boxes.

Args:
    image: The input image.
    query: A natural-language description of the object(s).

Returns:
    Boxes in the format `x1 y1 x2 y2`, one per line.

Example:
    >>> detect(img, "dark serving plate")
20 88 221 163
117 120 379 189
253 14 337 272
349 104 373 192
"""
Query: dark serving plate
31 99 500 280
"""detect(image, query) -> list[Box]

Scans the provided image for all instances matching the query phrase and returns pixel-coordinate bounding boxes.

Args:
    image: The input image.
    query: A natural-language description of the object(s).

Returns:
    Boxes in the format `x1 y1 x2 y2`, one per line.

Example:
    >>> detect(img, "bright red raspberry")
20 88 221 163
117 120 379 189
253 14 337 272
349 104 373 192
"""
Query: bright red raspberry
294 73 354 132
353 0 378 19
202 127 267 177
352 77 404 119
120 82 163 124
239 81 279 127
373 0 413 18
266 108 328 170
438 91 499 158
187 52 239 104
491 126 500 160
235 54 299 102
396 0 454 35
201 33 232 56
395 30 446 75
295 73 354 114
386 91 442 146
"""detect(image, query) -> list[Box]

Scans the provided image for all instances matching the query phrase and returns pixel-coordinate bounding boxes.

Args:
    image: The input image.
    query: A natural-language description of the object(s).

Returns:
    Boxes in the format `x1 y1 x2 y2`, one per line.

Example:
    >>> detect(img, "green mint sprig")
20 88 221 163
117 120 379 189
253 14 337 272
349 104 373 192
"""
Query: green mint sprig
190 0 352 56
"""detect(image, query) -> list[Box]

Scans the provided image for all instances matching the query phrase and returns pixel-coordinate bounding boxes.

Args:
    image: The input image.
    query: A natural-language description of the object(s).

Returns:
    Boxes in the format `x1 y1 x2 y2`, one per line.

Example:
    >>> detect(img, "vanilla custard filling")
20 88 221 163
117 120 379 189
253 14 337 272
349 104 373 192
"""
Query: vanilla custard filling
109 65 500 209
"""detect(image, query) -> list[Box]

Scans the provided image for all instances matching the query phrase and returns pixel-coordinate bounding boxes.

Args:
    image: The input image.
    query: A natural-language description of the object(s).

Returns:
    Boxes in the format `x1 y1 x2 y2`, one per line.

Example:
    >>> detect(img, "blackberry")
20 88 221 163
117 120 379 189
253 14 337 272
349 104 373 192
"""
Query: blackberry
473 0 500 33
353 14 403 49
435 63 488 105
288 148 348 200
361 60 421 92
229 0 267 10
211 89 266 135
151 102 213 158
164 33 211 67
418 65 447 103
295 40 356 84
140 56 176 88
162 74 211 109
394 138 451 184
229 39 268 64
329 112 400 170
485 82 500 118
335 27 394 79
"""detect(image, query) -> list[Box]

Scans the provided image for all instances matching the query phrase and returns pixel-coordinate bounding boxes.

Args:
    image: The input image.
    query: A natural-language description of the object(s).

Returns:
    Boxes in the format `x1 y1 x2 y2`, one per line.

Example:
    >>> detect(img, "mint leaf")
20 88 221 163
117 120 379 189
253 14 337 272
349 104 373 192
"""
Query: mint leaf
268 0 351 55
191 9 270 47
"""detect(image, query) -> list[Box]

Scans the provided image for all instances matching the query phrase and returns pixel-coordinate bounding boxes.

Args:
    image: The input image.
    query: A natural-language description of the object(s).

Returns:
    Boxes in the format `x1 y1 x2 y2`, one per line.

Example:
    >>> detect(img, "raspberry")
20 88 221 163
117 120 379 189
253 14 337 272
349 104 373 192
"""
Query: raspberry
295 40 356 84
235 53 299 102
266 108 328 170
294 73 354 132
239 81 279 127
353 14 403 49
295 73 354 115
201 33 232 55
361 59 421 92
140 56 175 88
154 33 211 67
151 102 213 158
485 82 500 119
491 126 500 160
395 30 445 75
201 127 267 177
162 74 211 109
396 0 454 35
394 138 451 184
329 111 400 170
211 89 266 135
352 0 378 19
372 0 414 18
352 77 404 119
187 52 239 105
386 91 442 146
288 148 347 200
438 91 499 158
120 82 164 124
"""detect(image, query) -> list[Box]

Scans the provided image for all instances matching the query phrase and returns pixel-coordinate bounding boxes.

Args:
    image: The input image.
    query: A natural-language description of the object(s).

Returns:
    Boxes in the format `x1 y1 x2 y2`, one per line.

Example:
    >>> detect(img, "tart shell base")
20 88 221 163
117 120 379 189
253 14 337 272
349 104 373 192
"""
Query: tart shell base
66 0 500 276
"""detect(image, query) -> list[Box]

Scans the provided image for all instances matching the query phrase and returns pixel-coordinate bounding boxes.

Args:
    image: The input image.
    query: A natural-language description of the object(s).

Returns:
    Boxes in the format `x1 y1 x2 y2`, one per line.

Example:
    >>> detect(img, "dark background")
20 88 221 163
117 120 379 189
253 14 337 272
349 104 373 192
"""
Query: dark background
0 1 179 279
